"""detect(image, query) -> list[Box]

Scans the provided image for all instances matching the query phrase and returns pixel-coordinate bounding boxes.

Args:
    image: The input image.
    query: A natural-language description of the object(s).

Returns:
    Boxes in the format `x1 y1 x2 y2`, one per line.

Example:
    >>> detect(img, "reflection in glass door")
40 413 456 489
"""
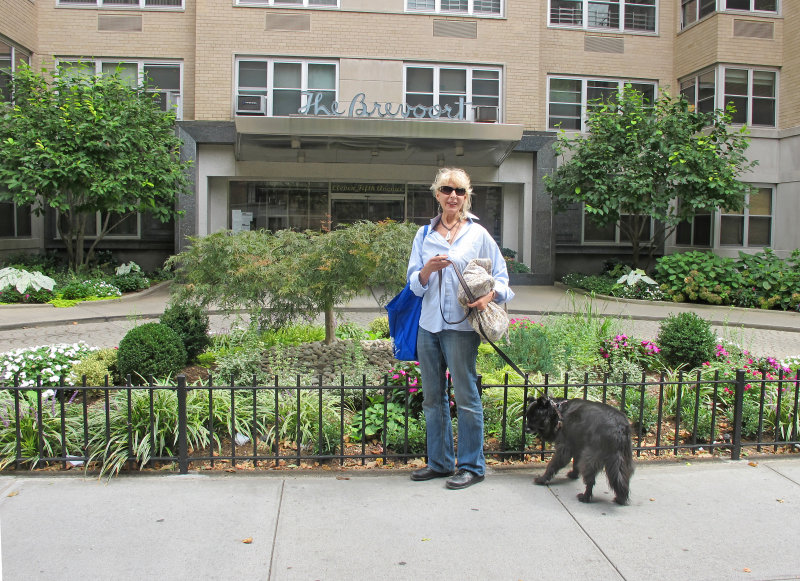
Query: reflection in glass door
330 194 405 227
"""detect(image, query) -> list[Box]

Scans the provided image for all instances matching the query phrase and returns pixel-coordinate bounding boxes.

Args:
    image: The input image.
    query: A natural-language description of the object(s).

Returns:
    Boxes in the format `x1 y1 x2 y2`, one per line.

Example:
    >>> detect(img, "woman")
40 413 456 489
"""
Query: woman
406 167 514 490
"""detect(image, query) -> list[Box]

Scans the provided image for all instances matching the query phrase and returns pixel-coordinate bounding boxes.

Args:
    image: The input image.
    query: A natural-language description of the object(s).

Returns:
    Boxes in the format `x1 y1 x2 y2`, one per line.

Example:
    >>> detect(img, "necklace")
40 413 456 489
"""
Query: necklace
441 217 460 242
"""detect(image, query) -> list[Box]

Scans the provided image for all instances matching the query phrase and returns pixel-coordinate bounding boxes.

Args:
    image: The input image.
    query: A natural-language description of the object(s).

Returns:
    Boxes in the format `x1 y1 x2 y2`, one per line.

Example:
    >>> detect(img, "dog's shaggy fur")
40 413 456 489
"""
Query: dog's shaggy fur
524 396 634 505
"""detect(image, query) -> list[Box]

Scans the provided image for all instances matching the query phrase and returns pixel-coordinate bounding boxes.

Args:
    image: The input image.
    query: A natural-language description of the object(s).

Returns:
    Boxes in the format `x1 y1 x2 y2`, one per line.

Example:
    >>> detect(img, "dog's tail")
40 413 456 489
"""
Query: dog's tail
606 428 635 505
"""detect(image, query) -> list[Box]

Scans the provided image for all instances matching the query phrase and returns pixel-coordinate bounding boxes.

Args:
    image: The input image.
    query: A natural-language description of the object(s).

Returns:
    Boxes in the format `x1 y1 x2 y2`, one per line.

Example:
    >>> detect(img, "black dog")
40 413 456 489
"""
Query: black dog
524 396 634 505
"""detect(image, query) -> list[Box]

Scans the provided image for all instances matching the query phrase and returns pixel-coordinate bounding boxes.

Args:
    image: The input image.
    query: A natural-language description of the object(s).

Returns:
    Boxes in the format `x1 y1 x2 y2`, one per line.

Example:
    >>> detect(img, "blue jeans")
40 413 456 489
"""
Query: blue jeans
416 327 484 476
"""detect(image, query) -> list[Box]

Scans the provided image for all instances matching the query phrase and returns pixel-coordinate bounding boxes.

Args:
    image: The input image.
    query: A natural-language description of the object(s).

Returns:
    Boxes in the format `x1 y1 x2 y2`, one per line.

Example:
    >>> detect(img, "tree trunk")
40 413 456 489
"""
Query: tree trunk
324 305 336 345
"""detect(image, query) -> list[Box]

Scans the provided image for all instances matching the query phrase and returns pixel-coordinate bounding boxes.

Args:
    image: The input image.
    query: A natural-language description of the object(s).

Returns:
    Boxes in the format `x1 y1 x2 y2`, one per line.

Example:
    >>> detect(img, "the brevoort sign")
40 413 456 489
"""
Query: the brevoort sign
297 91 472 120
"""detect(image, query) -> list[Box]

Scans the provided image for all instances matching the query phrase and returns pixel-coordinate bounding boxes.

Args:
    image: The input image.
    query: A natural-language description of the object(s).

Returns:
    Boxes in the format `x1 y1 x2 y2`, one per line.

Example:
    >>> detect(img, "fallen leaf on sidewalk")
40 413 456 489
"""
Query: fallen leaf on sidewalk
7 490 19 497
242 538 253 544
421 538 431 542
776 499 784 503
336 476 350 480
748 461 758 467
649 498 655 502
743 568 751 573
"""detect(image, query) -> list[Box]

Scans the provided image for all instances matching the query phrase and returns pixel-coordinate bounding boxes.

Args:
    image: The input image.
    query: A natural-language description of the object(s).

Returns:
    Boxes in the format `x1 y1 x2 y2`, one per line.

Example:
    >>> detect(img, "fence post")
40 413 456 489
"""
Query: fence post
177 375 188 474
730 369 745 461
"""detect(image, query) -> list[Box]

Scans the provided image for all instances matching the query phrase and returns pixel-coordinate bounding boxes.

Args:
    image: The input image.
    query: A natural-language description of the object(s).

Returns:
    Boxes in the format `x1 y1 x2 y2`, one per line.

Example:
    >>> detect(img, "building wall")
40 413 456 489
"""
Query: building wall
36 2 197 118
0 0 37 53
2 0 798 277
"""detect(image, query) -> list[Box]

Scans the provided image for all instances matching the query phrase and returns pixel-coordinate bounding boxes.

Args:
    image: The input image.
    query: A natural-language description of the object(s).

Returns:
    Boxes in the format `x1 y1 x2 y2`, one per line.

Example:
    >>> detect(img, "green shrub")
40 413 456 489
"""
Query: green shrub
657 312 716 369
335 322 367 340
368 316 390 339
117 322 187 382
654 251 742 304
59 279 121 300
385 416 427 454
498 317 557 375
111 272 150 293
160 301 211 361
69 347 120 387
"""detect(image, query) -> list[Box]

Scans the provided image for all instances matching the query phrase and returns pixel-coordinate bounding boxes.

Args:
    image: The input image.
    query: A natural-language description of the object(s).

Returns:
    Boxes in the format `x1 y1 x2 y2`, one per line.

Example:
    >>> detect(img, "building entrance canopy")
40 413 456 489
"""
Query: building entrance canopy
234 116 523 166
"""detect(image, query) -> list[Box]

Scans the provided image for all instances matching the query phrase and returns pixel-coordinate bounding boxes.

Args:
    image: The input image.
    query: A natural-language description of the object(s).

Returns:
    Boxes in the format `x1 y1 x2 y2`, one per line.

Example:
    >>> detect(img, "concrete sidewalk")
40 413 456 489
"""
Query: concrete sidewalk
1 459 799 580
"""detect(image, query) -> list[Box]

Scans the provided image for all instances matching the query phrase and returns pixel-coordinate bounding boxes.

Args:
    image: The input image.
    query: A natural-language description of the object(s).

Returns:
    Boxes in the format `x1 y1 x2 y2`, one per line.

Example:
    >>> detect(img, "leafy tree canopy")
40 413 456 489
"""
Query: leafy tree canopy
544 85 757 267
0 64 191 271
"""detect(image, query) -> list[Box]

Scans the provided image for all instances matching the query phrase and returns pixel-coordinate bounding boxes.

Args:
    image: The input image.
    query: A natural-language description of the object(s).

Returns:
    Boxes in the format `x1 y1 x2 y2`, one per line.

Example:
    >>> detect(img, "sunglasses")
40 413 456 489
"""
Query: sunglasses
438 185 467 196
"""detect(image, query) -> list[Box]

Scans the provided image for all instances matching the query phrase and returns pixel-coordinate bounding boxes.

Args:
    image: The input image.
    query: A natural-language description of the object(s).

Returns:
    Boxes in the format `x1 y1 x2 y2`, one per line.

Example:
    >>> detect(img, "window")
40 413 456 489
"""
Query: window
681 0 716 27
0 39 31 103
583 209 653 244
675 199 712 247
724 0 777 12
56 59 183 118
549 0 656 32
548 77 656 131
235 0 337 6
724 68 776 127
57 0 184 8
0 201 32 238
681 1 777 29
407 0 502 16
720 187 772 247
679 70 715 114
55 211 140 239
404 64 501 122
680 67 776 127
236 58 337 116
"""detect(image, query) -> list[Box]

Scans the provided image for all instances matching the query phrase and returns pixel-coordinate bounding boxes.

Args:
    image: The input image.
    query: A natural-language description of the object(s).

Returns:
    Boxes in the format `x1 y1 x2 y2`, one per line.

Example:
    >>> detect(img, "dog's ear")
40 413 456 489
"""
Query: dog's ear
537 396 550 407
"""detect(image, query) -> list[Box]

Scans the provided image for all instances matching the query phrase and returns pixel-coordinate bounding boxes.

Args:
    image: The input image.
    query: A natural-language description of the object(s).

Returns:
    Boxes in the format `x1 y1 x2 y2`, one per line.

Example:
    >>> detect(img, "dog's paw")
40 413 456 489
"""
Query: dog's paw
566 469 579 479
613 496 629 506
577 492 592 503
533 475 549 485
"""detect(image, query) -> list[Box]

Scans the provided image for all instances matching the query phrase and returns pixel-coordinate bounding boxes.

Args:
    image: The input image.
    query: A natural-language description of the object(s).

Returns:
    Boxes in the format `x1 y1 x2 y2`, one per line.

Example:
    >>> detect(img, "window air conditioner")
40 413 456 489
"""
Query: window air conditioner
236 94 267 115
474 105 498 123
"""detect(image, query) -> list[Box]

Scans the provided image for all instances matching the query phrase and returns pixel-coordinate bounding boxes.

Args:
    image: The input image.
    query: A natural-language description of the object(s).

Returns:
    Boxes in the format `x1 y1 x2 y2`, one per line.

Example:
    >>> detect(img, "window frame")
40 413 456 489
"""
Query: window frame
54 211 142 240
234 57 339 117
403 63 503 122
719 186 773 248
56 0 184 9
681 0 778 30
0 39 31 103
0 201 32 239
234 0 339 6
581 207 655 246
547 76 657 132
56 58 183 119
548 0 658 33
406 0 503 17
679 66 777 128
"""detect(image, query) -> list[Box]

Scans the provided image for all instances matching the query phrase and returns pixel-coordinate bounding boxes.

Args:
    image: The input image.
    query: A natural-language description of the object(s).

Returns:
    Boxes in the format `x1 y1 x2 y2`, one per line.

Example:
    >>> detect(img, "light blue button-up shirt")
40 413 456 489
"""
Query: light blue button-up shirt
407 213 514 334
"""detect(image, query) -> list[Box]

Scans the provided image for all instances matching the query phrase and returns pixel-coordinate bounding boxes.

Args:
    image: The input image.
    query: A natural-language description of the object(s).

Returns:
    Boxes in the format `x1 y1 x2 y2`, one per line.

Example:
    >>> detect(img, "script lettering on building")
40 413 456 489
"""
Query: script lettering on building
298 91 471 120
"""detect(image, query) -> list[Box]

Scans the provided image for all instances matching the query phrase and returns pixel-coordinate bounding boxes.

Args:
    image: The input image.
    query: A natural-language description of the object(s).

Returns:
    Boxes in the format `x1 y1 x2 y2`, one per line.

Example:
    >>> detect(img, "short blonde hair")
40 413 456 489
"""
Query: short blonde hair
430 167 473 219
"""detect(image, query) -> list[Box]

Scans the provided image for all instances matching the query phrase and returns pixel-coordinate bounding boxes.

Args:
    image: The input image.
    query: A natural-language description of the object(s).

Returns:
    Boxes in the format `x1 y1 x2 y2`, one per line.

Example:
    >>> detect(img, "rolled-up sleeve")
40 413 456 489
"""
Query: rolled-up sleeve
407 227 428 297
486 237 514 305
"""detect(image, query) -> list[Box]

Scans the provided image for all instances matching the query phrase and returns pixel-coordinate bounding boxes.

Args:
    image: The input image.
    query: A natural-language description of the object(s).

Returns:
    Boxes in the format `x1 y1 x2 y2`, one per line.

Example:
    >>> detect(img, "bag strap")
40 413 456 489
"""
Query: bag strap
448 261 527 381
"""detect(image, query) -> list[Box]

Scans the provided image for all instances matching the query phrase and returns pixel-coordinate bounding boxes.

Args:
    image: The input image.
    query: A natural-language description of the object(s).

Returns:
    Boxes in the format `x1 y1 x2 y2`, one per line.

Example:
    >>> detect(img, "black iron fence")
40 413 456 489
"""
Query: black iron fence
1 368 798 475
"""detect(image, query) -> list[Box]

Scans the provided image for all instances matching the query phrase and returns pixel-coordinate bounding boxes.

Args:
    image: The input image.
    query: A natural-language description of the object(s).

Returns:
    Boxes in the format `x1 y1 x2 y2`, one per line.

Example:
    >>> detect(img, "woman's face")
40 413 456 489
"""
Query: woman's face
436 180 467 216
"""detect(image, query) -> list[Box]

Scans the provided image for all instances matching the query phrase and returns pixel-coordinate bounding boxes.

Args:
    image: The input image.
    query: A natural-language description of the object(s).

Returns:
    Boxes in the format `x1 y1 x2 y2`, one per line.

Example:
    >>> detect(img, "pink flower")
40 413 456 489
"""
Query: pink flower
409 388 418 393
392 374 400 380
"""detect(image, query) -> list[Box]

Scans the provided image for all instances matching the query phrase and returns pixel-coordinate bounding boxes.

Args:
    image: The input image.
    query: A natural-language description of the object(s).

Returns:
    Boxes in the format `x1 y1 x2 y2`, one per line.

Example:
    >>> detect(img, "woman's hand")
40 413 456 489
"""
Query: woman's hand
419 254 451 286
468 290 497 312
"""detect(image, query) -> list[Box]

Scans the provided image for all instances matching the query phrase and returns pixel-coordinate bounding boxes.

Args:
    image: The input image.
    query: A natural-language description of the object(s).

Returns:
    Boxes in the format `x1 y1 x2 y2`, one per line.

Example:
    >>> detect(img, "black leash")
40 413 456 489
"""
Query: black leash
439 262 527 381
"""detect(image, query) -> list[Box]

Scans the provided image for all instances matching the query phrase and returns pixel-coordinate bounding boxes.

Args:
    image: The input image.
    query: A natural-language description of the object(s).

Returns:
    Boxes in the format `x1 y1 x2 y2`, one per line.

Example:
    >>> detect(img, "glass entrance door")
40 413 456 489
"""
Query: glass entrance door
330 194 405 227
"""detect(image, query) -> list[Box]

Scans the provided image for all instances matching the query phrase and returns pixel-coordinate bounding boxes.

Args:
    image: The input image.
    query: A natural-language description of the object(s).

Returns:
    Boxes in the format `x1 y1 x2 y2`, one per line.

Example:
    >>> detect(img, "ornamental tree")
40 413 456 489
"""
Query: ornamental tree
544 85 757 268
0 64 191 271
169 220 417 344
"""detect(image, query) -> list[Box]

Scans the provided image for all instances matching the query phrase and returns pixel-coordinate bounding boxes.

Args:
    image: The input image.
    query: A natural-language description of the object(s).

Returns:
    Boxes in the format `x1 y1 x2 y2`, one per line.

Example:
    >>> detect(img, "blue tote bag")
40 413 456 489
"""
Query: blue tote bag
386 225 428 361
